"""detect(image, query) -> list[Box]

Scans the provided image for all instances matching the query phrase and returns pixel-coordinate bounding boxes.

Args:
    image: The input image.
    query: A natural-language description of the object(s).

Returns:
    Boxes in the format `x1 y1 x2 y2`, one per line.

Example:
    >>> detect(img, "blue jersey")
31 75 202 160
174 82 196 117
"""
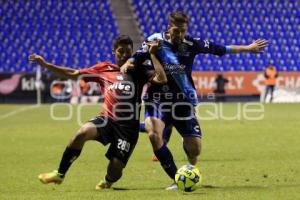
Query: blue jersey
133 32 227 106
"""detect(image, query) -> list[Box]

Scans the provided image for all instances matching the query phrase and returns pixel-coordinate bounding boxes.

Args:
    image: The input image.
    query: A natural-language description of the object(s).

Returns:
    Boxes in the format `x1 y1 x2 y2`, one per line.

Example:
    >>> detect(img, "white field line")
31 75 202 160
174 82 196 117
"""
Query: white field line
0 105 40 120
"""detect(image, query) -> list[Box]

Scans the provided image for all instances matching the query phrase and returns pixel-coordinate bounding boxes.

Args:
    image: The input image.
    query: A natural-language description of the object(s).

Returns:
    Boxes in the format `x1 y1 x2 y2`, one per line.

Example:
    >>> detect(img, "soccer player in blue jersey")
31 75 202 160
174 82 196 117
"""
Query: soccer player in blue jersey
122 11 268 190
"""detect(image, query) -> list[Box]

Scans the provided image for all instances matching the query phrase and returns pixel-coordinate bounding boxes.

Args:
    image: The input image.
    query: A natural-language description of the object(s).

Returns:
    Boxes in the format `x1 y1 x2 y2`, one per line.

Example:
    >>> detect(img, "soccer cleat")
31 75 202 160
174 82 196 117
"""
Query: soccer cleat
151 154 159 162
95 180 113 190
38 170 64 184
165 182 178 190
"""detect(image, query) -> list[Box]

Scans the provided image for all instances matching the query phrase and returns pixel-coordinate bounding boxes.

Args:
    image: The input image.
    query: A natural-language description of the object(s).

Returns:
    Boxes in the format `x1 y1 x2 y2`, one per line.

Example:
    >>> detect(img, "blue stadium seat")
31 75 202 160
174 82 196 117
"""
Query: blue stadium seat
130 0 299 72
0 0 119 72
1 0 299 72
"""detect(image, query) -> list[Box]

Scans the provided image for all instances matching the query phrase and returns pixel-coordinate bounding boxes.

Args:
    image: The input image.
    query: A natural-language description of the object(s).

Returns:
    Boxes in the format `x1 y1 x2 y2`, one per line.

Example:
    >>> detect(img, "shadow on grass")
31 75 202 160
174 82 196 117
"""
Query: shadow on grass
200 183 300 191
206 185 265 190
181 184 265 196
111 187 164 191
200 158 244 162
177 158 244 162
270 184 300 189
111 184 257 192
106 183 300 192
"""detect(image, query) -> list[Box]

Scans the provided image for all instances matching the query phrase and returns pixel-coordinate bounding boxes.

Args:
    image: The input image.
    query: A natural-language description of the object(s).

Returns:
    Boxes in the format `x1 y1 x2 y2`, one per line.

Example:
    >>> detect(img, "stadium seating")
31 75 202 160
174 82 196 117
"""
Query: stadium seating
130 0 300 71
0 0 119 73
1 0 299 72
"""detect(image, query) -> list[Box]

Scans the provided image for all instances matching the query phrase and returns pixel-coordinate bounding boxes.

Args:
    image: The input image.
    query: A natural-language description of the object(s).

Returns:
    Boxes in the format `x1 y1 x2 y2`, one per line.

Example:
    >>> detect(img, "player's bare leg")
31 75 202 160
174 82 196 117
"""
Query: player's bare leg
145 117 165 150
95 157 125 190
183 137 201 165
38 122 98 184
145 117 178 190
140 122 173 161
146 117 164 161
68 122 99 149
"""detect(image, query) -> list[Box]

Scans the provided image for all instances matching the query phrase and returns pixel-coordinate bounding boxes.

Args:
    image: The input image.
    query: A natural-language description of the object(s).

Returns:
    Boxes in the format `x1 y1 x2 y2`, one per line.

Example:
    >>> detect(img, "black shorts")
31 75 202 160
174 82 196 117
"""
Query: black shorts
89 116 139 166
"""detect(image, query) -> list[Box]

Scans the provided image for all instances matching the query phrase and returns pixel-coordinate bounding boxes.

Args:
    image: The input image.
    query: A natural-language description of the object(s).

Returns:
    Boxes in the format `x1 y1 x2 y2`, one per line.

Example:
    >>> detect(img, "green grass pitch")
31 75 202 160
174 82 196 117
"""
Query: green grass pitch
0 103 300 200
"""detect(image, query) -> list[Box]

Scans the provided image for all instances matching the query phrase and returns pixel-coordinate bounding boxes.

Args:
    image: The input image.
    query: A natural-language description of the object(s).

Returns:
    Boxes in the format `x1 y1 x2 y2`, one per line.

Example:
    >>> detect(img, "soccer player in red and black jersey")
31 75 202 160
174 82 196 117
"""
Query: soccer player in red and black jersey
29 35 167 189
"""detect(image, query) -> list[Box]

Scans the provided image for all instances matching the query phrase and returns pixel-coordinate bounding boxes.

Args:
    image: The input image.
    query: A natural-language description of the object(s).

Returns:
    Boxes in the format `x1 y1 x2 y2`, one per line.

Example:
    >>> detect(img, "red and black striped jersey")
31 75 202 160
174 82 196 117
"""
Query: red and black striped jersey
79 61 153 126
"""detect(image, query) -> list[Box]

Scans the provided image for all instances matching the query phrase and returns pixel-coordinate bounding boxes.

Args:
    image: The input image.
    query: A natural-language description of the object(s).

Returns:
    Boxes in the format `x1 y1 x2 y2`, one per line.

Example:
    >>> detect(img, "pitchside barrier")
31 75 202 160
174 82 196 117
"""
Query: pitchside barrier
192 72 300 103
1 72 300 103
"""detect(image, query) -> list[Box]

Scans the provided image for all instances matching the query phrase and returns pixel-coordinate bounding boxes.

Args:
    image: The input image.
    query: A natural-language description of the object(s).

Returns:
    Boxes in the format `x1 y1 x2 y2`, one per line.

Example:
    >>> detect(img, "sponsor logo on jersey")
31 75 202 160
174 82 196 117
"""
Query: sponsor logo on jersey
164 63 186 74
117 75 124 80
162 85 170 92
108 82 132 91
178 43 190 56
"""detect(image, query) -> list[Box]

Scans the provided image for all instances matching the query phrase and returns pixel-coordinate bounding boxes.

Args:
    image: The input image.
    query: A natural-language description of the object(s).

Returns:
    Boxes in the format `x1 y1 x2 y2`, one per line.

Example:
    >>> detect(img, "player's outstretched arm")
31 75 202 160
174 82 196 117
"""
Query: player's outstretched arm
29 54 80 80
148 42 167 84
228 39 268 54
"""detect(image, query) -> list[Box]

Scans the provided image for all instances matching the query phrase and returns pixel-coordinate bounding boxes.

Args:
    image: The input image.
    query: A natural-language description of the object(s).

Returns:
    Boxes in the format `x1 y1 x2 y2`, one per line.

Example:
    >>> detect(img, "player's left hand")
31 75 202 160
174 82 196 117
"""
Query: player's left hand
147 41 160 54
28 54 47 65
248 39 268 53
120 59 135 74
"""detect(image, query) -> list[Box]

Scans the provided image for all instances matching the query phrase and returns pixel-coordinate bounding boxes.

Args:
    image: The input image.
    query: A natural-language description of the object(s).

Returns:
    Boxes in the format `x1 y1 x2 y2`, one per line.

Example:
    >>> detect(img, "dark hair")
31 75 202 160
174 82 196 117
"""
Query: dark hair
169 11 189 25
113 35 133 50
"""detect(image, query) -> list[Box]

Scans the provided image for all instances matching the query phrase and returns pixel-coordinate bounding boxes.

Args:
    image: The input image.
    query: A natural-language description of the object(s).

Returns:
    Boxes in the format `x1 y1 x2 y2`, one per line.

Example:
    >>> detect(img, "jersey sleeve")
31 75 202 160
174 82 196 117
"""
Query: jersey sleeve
193 38 226 56
132 47 150 66
131 33 163 66
133 64 155 85
79 65 102 83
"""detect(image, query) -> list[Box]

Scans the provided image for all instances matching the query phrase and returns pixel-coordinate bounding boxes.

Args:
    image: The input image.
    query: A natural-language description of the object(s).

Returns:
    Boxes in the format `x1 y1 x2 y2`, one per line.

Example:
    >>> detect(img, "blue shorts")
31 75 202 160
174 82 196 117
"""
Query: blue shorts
144 102 202 138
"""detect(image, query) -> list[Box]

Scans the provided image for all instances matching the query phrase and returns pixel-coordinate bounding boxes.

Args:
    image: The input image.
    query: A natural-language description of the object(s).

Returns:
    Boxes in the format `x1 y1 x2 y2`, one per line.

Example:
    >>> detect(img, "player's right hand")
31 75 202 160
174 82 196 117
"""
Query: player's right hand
147 41 161 54
28 54 47 65
247 39 268 53
120 59 135 74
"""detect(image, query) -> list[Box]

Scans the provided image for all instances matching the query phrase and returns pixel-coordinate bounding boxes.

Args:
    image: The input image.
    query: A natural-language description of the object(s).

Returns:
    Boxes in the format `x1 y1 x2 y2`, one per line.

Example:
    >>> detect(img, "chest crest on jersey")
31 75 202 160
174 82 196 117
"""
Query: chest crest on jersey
177 43 190 57
161 85 170 92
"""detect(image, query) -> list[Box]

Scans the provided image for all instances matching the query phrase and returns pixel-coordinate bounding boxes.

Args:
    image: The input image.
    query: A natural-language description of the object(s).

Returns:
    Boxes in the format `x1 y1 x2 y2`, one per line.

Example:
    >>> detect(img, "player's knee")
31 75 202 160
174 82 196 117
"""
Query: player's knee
147 130 163 150
147 129 157 140
184 138 201 156
79 124 94 134
77 127 89 139
185 144 201 158
148 130 163 144
73 125 93 143
191 147 201 157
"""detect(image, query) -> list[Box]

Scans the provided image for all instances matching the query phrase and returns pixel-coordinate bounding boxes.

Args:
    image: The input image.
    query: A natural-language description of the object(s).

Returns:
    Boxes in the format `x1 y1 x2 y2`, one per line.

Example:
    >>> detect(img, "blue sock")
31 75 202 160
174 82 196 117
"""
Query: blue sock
154 144 177 180
139 123 146 132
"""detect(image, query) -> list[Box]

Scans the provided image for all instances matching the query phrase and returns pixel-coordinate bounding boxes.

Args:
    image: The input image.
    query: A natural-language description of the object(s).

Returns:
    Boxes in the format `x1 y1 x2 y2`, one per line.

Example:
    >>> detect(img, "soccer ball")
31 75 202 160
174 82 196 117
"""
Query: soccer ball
175 165 202 192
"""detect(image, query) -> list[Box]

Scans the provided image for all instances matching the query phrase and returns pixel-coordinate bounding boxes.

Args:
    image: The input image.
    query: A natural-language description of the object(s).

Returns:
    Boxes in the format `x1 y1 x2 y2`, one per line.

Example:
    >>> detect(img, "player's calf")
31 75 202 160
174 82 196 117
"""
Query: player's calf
183 137 202 165
96 158 125 190
147 129 164 150
145 117 165 150
68 122 98 149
